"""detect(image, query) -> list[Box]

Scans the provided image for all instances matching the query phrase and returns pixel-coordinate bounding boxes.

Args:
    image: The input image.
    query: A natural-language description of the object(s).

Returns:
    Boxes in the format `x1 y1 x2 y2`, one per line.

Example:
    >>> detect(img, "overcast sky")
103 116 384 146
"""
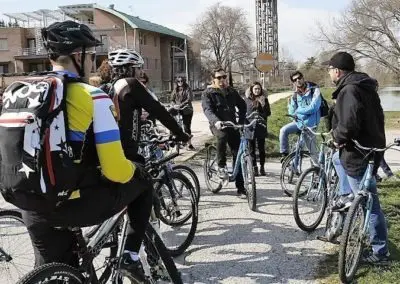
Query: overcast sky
0 0 351 62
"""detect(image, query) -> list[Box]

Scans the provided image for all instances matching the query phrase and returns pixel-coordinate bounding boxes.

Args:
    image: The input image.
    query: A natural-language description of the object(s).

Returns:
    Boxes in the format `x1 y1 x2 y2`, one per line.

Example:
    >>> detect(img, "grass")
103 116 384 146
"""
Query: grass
316 175 400 284
266 88 334 157
385 111 400 129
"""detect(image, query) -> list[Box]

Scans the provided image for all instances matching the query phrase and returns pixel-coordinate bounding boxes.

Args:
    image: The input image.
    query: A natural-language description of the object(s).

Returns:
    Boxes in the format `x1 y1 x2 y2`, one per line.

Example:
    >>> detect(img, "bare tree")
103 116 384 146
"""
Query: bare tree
191 3 254 79
316 0 400 77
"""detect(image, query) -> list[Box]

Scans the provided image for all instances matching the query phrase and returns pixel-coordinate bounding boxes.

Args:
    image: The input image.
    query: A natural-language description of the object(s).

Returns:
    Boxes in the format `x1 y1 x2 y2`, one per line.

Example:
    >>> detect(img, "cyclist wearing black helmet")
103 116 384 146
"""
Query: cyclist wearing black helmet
20 21 152 281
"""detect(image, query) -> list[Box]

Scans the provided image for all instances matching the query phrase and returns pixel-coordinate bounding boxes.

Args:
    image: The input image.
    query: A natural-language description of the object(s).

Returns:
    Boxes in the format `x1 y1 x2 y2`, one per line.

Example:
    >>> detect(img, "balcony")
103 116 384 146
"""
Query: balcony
15 47 47 59
14 45 110 59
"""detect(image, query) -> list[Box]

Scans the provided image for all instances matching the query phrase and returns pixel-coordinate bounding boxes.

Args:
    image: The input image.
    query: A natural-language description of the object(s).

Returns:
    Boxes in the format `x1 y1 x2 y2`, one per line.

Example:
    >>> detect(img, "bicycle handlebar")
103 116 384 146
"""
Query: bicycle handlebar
221 119 263 130
352 139 400 152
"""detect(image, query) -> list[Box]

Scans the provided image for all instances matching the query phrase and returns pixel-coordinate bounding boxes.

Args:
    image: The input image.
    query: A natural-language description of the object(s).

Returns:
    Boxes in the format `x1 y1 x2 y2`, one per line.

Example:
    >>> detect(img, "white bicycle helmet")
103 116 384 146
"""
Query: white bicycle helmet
108 49 144 67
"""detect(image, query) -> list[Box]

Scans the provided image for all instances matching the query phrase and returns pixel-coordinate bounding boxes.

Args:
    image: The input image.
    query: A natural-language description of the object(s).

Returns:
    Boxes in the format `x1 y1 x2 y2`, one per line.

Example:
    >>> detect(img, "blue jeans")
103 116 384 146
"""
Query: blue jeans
279 121 318 164
332 152 388 255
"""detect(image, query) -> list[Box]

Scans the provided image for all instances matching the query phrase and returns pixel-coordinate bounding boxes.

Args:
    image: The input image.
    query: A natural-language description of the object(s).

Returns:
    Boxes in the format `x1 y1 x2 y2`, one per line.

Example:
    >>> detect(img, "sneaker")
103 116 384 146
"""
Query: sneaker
218 167 228 179
362 250 390 265
120 253 148 282
260 166 266 176
332 194 354 211
187 144 196 151
237 188 247 198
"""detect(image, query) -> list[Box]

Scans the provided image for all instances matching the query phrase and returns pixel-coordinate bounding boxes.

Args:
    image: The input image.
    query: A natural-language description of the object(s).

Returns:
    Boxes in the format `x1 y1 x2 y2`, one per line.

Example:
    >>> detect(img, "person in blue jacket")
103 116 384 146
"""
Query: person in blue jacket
279 71 321 164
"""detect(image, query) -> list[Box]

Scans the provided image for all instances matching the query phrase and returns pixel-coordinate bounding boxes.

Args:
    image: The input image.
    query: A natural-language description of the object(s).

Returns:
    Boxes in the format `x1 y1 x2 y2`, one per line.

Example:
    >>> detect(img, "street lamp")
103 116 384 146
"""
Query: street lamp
171 38 189 83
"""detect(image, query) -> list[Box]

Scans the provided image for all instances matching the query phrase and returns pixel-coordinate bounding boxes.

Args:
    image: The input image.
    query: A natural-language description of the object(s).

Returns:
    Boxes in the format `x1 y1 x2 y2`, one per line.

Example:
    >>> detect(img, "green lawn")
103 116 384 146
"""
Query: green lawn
317 176 400 284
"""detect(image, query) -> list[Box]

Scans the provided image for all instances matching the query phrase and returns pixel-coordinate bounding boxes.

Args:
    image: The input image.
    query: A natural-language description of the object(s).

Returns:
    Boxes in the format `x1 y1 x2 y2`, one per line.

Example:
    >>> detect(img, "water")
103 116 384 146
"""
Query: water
379 87 400 111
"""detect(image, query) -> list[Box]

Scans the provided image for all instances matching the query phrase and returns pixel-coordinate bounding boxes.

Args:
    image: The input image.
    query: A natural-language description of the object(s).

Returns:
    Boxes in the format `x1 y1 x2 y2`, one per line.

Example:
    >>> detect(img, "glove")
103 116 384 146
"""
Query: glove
175 131 191 143
133 162 152 183
215 121 223 130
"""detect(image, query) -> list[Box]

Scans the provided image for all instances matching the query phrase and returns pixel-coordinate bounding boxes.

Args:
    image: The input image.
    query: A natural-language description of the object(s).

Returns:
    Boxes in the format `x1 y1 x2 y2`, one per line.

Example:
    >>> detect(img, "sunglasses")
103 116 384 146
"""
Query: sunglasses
214 75 227 80
176 80 183 83
292 76 303 82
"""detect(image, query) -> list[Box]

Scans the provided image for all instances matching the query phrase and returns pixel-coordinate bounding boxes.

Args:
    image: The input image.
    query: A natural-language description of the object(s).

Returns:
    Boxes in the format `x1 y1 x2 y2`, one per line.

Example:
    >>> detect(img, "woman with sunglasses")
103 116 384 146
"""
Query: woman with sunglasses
244 82 271 176
170 76 195 150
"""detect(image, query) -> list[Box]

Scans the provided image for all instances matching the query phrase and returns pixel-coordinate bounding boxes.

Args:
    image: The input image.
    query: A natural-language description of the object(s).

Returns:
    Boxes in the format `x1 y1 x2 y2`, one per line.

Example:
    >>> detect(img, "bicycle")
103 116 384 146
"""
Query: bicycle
142 136 198 257
280 114 316 197
292 130 339 232
140 120 200 203
338 139 399 283
18 204 183 283
0 209 34 284
203 112 264 211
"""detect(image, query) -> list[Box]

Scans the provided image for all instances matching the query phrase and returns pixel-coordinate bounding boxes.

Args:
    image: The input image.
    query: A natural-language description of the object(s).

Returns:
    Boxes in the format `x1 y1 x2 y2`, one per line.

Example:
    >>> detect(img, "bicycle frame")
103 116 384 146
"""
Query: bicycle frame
358 160 375 237
228 135 249 183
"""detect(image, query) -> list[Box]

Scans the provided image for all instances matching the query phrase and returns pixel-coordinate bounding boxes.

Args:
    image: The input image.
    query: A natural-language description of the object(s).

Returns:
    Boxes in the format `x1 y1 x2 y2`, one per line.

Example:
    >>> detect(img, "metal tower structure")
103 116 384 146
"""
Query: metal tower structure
256 0 279 77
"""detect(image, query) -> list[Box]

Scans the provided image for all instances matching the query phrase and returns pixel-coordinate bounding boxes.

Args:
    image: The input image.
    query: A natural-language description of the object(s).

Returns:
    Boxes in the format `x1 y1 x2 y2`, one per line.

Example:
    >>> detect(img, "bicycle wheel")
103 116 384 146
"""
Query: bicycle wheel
0 209 34 284
17 262 84 283
203 145 223 193
143 224 183 283
156 172 198 256
280 151 313 197
242 154 257 211
338 194 366 284
292 167 327 232
172 164 200 203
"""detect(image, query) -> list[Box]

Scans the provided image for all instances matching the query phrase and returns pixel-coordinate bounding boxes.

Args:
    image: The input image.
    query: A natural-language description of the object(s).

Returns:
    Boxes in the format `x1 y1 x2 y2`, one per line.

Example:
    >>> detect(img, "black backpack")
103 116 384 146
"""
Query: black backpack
0 72 81 212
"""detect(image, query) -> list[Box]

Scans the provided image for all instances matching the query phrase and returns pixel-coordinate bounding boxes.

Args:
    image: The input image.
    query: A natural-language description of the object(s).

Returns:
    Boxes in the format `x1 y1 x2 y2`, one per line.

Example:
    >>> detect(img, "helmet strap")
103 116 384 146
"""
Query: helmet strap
69 46 86 78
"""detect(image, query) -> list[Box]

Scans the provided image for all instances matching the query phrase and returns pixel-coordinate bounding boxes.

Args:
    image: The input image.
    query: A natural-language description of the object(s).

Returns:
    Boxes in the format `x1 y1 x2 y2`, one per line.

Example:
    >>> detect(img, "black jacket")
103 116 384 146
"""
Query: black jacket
171 87 193 115
201 86 246 127
244 88 271 138
331 72 385 176
113 78 186 161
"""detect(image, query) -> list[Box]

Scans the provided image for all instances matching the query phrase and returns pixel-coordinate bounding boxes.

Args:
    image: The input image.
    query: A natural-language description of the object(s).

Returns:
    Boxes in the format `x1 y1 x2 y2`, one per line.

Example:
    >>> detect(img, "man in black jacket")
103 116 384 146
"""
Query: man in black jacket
325 52 389 264
202 67 247 197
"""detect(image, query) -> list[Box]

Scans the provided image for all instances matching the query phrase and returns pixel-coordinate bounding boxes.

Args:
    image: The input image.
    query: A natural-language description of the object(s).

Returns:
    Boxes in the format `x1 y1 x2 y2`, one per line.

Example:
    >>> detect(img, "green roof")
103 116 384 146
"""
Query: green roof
94 5 187 39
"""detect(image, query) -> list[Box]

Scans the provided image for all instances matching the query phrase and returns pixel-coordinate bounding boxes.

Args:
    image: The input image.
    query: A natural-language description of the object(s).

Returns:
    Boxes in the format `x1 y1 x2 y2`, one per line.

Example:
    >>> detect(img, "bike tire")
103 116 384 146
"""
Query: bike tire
144 224 183 284
203 145 223 193
292 167 327 232
172 164 201 203
156 171 195 226
242 154 257 211
0 209 35 284
156 172 198 256
17 262 84 284
338 194 366 284
280 151 312 197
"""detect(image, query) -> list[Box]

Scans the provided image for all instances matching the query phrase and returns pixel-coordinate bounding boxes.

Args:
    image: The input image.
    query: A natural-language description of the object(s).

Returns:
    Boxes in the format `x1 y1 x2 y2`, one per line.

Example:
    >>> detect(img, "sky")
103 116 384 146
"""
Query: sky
0 0 351 61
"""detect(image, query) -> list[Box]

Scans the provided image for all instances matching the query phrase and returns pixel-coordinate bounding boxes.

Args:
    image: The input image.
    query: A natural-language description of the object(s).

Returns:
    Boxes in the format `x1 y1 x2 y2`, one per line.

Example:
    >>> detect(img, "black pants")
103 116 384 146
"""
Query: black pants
211 127 244 189
250 137 266 167
182 112 193 135
22 168 153 267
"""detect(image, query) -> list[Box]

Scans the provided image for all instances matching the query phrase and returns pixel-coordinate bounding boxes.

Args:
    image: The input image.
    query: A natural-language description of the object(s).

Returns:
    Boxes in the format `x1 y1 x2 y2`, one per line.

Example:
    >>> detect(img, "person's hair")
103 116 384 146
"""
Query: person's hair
139 72 149 84
289 71 304 82
97 59 112 84
175 76 189 91
89 76 102 87
249 81 264 107
211 67 225 78
111 65 136 80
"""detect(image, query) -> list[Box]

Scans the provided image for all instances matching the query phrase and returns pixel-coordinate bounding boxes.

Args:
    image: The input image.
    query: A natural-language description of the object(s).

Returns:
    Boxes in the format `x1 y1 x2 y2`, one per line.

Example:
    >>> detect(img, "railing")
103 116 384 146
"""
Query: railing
15 45 110 57
16 47 47 57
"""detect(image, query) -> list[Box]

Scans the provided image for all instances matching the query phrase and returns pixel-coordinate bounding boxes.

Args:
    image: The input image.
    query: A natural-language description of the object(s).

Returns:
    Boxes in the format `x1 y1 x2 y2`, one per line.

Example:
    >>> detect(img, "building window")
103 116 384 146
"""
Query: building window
139 33 147 45
0 39 8 50
154 35 157 47
154 58 158 69
0 64 9 74
27 38 35 50
177 58 185 73
29 63 50 72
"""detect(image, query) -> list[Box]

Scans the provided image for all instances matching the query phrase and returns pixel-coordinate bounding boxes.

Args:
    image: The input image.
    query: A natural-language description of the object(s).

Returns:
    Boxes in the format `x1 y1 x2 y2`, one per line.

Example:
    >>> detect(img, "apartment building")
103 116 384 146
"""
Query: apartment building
0 3 201 91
